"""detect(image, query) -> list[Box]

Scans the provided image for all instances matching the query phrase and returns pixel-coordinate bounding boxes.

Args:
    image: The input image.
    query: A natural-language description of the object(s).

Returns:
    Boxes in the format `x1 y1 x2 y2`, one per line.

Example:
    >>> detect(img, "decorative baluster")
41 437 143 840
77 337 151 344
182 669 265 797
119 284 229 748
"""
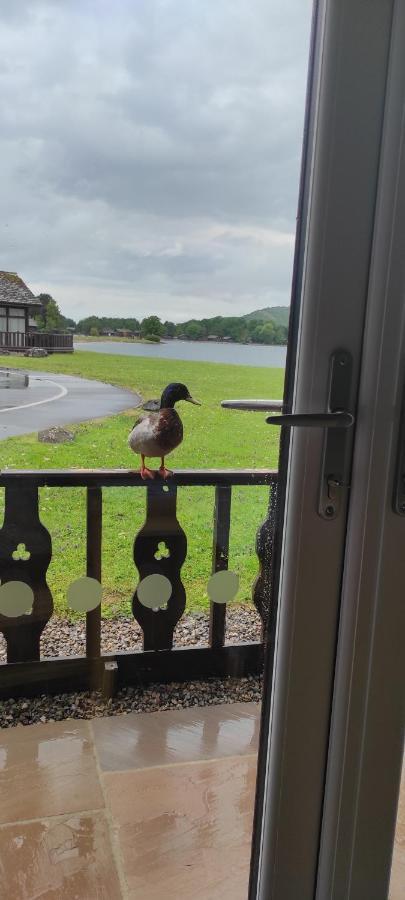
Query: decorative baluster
132 481 187 650
209 486 232 648
86 487 102 658
0 484 53 662
253 482 278 638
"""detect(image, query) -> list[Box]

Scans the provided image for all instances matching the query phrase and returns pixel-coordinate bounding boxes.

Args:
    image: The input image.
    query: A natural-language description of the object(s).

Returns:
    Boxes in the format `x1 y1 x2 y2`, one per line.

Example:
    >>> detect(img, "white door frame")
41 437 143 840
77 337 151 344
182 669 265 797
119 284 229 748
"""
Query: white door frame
317 2 405 897
252 1 398 897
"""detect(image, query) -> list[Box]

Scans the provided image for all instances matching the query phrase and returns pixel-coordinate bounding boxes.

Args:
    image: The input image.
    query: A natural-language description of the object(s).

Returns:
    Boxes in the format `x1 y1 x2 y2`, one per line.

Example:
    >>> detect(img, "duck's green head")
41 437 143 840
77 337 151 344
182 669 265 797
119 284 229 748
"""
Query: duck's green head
160 383 201 409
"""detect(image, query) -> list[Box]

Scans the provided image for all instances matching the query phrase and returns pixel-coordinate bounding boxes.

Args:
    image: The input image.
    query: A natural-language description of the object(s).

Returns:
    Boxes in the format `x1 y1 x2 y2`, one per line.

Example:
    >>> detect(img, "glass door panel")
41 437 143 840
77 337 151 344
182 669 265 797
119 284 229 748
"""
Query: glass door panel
0 3 311 900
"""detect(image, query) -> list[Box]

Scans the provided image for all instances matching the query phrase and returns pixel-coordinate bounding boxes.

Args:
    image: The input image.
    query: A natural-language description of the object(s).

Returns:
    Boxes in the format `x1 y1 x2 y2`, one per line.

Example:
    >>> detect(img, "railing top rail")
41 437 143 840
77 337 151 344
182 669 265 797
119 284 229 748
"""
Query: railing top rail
0 468 278 488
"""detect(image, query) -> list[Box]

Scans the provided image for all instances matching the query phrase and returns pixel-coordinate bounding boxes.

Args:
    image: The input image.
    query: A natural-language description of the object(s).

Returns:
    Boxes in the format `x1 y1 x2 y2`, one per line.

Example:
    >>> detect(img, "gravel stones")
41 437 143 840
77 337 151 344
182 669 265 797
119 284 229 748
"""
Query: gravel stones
0 606 263 728
0 675 262 729
0 605 262 662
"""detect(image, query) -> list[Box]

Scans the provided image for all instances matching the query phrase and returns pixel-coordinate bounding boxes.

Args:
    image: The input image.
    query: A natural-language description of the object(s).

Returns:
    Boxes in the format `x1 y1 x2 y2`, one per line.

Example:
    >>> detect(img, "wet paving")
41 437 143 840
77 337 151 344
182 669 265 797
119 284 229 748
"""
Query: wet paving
0 698 403 898
0 702 260 899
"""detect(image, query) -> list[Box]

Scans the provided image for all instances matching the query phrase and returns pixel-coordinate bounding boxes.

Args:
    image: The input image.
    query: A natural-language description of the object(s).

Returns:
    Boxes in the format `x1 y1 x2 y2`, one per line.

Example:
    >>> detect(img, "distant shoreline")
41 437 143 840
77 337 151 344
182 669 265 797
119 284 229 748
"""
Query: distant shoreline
73 334 145 344
74 335 287 349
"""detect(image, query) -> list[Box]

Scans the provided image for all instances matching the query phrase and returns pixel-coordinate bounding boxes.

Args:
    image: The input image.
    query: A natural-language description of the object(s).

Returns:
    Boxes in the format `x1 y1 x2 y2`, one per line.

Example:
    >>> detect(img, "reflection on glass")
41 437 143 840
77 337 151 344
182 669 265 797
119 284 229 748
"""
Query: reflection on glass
0 0 311 895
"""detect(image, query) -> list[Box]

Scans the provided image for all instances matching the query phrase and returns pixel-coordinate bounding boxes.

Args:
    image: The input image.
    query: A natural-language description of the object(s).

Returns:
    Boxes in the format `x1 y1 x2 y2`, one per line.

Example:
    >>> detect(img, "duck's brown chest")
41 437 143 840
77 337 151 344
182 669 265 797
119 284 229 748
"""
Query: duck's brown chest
155 409 183 453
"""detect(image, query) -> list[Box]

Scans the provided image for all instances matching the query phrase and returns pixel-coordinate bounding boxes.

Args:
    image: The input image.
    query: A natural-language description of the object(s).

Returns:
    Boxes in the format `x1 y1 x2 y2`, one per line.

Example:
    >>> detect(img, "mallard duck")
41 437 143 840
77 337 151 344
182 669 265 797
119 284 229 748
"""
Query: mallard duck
128 382 201 479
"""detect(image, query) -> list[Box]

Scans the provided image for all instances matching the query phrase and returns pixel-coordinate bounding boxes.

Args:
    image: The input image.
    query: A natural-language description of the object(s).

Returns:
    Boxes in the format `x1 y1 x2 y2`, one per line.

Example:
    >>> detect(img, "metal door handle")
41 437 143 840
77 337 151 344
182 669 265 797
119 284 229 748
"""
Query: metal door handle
268 351 355 519
221 350 355 519
266 410 354 428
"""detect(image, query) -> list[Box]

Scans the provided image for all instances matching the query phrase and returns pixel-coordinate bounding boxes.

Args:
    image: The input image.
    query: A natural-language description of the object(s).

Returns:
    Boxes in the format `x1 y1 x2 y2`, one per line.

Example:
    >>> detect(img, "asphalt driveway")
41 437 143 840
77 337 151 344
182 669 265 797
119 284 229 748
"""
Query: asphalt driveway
0 370 140 439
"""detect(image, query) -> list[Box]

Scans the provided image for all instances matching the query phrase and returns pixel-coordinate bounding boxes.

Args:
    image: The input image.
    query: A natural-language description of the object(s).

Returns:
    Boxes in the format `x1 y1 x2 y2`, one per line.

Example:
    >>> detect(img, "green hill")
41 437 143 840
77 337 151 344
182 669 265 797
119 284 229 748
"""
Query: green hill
243 306 290 327
174 306 289 345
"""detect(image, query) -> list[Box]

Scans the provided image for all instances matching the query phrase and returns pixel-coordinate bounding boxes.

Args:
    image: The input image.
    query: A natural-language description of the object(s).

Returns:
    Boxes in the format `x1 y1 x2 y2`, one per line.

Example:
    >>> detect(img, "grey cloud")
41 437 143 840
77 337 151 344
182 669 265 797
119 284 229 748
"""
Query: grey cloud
0 0 311 319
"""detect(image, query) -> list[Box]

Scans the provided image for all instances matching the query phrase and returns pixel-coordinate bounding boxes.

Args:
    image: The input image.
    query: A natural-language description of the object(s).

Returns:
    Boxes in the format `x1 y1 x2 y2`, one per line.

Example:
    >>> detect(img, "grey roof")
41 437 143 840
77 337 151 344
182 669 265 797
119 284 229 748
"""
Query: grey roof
0 271 42 307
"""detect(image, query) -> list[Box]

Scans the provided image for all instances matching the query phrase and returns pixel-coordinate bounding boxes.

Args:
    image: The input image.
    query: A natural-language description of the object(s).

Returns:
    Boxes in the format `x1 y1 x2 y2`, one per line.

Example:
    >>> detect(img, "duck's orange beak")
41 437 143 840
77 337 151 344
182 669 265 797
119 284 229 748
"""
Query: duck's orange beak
186 395 201 406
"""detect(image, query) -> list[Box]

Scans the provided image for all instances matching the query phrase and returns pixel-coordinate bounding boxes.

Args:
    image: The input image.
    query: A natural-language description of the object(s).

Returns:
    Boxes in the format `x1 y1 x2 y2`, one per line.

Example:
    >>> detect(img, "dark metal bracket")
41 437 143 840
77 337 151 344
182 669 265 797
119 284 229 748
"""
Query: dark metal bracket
317 349 354 519
393 379 405 515
318 350 354 519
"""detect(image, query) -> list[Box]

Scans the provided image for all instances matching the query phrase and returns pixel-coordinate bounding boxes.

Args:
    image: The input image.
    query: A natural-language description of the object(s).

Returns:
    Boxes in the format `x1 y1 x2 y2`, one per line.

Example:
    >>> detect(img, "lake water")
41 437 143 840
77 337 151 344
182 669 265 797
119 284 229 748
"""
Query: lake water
74 339 287 368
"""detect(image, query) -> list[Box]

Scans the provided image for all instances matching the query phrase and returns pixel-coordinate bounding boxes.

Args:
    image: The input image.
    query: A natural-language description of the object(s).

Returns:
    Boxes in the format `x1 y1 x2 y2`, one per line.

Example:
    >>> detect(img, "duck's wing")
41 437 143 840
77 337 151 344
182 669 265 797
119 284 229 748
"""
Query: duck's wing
130 398 160 430
128 411 160 453
130 410 159 430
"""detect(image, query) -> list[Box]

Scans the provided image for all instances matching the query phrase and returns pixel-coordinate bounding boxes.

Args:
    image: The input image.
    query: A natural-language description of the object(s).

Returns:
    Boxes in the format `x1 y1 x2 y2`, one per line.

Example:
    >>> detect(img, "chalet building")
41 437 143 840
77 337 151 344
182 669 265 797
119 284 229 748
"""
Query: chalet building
0 271 73 353
115 328 140 338
0 271 42 336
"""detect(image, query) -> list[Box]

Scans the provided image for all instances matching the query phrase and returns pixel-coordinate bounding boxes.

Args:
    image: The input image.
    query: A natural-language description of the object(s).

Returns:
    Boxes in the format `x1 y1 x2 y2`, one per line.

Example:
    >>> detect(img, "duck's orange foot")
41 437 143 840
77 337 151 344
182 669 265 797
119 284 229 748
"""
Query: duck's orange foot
159 466 173 479
140 466 156 480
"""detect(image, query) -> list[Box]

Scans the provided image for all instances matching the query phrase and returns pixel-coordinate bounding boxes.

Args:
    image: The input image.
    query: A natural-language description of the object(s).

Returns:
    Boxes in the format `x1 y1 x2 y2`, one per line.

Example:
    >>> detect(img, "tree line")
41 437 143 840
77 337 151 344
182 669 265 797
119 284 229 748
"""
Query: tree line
34 295 288 345
74 314 288 344
172 315 287 344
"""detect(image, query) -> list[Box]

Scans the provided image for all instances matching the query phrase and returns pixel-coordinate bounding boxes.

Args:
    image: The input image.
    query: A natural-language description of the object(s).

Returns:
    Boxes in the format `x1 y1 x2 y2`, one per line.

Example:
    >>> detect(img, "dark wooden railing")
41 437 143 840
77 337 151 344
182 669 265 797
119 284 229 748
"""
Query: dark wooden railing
0 332 73 352
0 469 278 699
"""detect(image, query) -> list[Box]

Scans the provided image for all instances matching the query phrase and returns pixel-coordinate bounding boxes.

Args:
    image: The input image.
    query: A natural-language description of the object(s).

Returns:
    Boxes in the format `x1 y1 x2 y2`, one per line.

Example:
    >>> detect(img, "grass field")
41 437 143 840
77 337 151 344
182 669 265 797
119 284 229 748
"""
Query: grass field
0 352 283 617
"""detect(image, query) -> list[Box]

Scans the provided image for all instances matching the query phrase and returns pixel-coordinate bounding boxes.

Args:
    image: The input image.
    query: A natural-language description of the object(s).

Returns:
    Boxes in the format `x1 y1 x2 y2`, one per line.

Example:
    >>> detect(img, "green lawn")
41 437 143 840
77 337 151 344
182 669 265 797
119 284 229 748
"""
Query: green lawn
0 352 283 617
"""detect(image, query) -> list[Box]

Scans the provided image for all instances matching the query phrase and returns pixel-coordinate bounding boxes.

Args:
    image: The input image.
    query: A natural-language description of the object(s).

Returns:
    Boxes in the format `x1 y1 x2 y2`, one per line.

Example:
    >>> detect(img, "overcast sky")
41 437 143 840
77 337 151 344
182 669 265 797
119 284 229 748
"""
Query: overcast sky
0 0 311 322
